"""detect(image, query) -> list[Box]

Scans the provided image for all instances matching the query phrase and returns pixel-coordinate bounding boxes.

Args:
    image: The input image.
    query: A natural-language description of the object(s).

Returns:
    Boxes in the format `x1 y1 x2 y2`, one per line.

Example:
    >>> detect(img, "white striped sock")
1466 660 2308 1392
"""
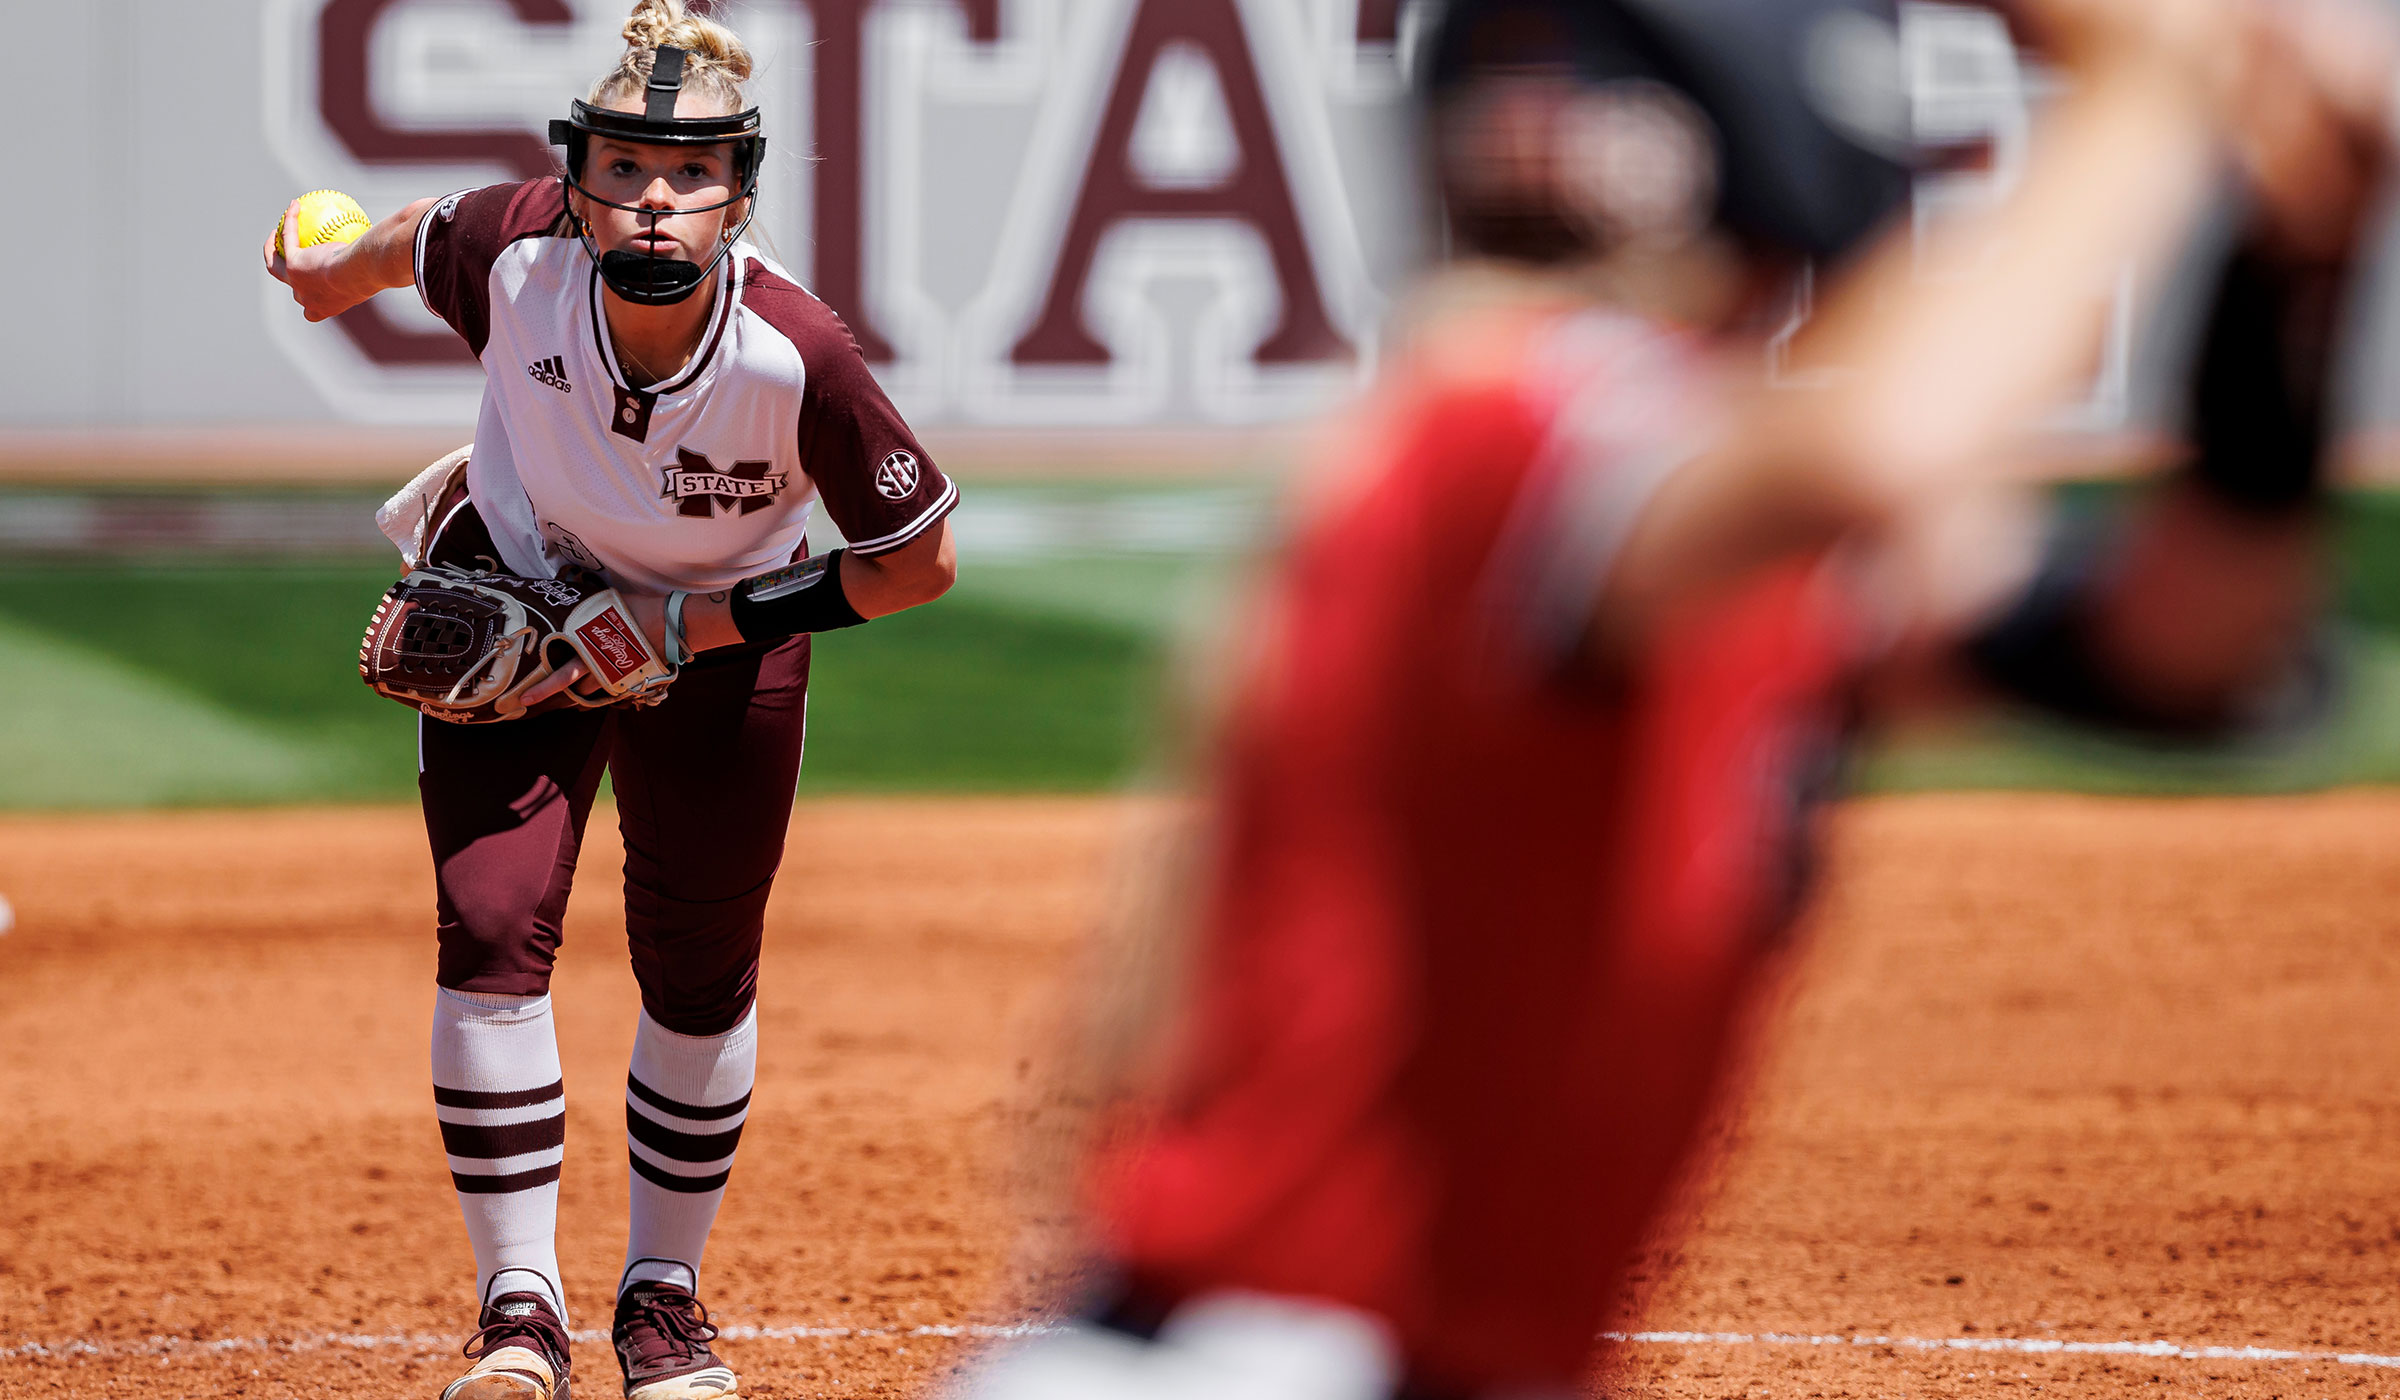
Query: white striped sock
431 987 568 1322
621 1005 757 1296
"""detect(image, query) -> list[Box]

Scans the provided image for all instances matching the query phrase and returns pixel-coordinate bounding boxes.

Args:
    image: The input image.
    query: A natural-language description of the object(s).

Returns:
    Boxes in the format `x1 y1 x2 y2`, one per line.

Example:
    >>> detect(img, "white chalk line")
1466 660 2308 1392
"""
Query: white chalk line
1602 1329 2400 1370
9 1321 2400 1373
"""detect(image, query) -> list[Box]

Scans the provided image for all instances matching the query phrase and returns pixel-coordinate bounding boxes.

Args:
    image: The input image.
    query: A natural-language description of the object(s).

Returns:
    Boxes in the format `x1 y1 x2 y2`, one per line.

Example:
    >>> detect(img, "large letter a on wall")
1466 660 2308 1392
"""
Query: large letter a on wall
1012 0 1352 367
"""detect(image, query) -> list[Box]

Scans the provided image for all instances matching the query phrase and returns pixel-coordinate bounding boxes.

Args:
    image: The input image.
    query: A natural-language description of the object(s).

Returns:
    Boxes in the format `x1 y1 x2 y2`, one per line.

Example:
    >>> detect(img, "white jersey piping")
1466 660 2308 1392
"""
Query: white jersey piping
841 475 959 557
586 254 740 396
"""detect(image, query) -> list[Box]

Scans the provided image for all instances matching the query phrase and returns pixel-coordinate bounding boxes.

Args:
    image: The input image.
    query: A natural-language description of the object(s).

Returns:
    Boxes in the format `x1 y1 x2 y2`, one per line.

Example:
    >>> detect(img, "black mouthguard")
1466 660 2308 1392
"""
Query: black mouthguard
598 249 711 306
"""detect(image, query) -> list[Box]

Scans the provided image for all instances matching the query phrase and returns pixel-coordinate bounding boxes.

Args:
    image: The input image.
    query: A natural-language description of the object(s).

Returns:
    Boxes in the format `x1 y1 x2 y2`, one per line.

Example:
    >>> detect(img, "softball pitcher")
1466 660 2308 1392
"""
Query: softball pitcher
265 4 956 1398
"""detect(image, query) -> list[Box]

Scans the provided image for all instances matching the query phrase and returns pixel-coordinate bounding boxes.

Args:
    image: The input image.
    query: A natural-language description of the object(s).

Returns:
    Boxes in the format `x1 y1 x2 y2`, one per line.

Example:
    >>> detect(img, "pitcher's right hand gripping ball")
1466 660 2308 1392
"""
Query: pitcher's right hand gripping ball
269 189 369 258
359 566 676 724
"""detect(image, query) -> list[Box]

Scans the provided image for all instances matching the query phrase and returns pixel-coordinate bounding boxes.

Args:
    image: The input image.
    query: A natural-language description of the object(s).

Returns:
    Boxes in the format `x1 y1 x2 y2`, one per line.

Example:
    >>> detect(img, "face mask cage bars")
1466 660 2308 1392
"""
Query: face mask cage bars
548 46 767 307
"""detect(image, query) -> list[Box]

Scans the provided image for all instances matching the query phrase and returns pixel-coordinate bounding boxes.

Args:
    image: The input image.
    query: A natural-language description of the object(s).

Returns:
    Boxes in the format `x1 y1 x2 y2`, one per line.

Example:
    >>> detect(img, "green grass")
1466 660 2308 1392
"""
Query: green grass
2338 489 2400 635
0 611 361 807
2 482 2399 810
0 564 407 805
0 556 1212 808
798 590 1163 791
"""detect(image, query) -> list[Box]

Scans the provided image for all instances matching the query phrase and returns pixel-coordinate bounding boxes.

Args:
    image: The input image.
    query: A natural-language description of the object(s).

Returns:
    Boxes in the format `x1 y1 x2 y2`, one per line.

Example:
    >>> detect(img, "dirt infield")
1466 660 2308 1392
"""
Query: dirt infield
4 793 2400 1398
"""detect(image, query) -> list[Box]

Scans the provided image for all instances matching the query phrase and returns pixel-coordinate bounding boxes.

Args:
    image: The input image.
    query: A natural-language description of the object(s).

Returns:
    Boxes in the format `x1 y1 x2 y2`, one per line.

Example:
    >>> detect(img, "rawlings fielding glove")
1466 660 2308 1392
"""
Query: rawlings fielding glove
359 565 677 724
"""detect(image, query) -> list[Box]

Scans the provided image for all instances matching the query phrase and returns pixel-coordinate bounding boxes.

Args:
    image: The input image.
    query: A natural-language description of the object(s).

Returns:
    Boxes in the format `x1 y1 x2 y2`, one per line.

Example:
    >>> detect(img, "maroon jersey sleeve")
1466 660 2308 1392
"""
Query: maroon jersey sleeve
740 260 957 557
414 180 571 358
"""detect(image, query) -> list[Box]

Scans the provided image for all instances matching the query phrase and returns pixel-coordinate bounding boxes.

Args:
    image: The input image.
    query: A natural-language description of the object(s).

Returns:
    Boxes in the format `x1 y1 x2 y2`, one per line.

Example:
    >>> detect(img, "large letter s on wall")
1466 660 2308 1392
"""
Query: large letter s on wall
316 0 572 366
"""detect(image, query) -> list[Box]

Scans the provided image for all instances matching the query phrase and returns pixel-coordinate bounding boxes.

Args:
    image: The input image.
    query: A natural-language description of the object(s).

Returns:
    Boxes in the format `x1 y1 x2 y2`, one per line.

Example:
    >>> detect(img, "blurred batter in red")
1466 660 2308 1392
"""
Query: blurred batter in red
1095 306 1857 1390
957 0 2395 1395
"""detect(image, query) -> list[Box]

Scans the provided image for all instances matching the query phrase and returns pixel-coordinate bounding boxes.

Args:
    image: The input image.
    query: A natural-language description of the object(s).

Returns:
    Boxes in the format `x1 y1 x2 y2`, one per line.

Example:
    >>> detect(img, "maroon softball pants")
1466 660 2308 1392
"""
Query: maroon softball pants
417 632 811 1036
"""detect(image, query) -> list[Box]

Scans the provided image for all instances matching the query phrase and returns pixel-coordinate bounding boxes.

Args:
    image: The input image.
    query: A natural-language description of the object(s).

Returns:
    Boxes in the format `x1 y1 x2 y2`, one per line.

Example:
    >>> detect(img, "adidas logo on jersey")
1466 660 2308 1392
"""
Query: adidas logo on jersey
526 356 572 394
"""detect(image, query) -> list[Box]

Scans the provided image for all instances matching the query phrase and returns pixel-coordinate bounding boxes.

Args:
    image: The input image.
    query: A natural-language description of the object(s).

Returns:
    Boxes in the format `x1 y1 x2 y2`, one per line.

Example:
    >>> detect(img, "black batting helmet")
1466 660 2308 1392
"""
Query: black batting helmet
1422 0 1916 265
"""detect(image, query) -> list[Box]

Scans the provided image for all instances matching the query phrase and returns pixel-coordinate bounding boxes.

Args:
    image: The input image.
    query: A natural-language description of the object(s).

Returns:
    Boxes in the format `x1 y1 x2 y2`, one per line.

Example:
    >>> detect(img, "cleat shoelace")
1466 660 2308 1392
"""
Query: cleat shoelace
463 1298 573 1370
617 1284 721 1370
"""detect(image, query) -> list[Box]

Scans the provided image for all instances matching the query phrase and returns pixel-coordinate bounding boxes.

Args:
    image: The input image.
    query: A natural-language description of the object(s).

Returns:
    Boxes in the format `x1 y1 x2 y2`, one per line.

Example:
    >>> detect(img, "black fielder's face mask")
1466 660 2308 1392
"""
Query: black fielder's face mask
550 46 766 307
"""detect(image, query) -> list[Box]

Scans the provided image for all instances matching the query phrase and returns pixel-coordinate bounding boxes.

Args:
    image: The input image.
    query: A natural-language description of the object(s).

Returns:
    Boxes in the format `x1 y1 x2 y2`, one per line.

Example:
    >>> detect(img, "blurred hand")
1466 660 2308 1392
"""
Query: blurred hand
2001 0 2395 256
2003 0 2244 85
2224 0 2398 260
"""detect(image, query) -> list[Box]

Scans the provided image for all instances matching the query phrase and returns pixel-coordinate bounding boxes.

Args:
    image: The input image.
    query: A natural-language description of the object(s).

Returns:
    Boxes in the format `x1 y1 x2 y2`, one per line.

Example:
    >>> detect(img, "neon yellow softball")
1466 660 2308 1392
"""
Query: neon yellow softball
274 189 371 256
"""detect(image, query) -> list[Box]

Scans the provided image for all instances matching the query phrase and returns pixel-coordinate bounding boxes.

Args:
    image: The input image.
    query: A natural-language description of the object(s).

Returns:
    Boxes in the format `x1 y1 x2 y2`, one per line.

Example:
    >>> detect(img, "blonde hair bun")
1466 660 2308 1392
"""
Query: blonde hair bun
596 0 755 106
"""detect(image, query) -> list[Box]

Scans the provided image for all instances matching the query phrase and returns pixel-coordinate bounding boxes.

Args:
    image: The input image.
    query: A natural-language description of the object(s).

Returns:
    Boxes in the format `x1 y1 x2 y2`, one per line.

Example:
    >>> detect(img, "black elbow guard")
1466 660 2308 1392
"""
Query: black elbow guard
2183 241 2345 518
728 549 868 643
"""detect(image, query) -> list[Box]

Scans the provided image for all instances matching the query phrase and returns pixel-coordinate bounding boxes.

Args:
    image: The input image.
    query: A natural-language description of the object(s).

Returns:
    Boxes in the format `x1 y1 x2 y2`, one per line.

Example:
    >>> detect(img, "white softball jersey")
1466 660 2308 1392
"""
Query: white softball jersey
414 179 957 594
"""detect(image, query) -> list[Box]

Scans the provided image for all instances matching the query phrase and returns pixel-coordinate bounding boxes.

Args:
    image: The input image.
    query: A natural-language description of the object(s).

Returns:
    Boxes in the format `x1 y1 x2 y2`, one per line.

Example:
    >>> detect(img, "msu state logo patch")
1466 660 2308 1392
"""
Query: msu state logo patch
660 446 787 518
875 450 920 501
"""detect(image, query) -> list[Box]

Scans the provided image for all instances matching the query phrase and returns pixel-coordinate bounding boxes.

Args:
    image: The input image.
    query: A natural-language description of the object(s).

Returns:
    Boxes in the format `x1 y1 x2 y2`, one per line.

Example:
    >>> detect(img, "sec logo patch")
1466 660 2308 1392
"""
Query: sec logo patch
875 450 920 501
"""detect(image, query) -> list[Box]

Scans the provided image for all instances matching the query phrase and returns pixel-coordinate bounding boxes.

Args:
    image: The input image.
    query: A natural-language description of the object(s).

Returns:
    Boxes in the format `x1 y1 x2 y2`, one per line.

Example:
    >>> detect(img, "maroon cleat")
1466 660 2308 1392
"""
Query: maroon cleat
612 1281 737 1399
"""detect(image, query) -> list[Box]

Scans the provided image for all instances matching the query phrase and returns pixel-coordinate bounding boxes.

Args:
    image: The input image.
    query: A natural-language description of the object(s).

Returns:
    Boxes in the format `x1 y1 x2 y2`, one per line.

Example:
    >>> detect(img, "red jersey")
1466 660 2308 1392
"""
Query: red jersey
1089 302 1860 1391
